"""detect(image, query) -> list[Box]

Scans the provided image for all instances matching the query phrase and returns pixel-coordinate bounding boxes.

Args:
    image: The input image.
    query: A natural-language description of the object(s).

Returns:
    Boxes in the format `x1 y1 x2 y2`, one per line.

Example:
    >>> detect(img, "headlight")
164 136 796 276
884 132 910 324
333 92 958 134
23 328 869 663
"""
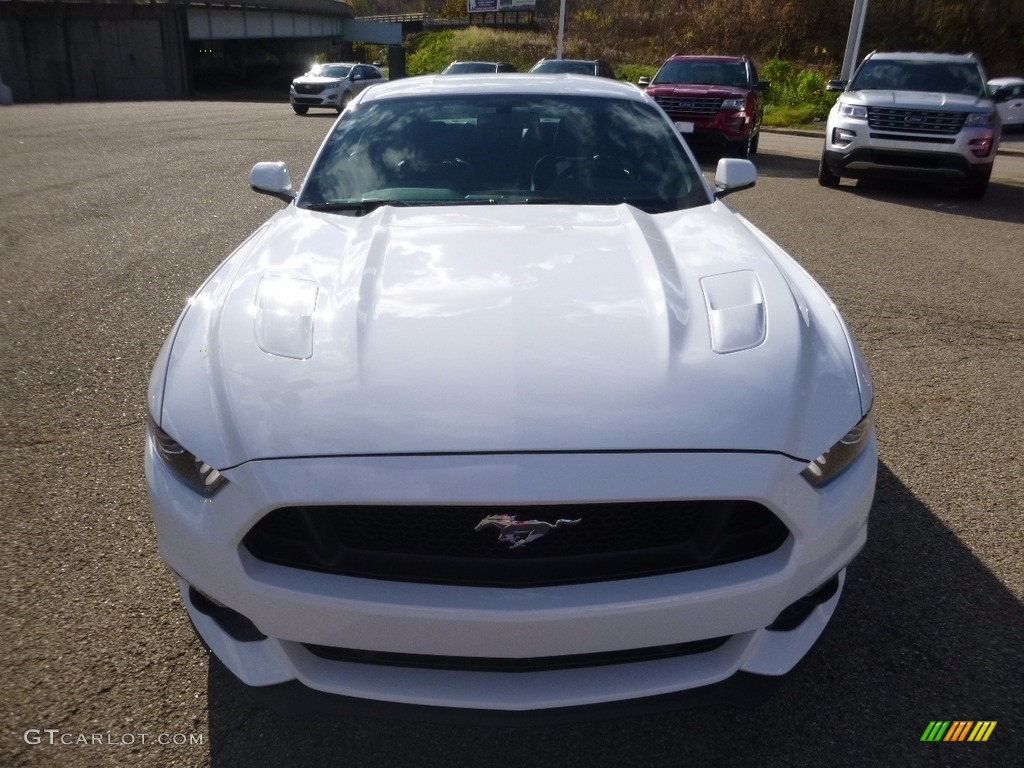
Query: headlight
148 415 228 497
838 101 867 119
721 98 745 110
964 110 995 128
801 409 875 488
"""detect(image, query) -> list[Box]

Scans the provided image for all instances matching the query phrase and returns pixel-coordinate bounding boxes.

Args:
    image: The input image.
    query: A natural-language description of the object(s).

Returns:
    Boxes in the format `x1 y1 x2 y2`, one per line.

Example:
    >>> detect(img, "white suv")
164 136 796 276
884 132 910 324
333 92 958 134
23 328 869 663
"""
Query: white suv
289 63 387 115
819 52 1000 198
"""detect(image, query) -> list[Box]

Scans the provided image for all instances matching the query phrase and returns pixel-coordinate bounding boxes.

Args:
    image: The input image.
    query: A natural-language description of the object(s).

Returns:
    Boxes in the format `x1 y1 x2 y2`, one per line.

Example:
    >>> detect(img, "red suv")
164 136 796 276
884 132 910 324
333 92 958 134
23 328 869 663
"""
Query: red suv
642 55 769 157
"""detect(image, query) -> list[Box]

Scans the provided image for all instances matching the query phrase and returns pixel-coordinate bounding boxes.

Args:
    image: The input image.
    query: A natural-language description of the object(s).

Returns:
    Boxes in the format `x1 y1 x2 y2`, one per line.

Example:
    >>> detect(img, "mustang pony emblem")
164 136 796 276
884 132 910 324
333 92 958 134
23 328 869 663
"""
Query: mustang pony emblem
474 514 582 549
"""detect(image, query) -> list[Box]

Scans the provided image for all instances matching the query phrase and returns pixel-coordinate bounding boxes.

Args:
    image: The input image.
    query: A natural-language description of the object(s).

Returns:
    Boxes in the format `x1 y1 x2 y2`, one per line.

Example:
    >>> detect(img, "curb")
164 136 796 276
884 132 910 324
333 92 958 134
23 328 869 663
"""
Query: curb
763 127 1024 158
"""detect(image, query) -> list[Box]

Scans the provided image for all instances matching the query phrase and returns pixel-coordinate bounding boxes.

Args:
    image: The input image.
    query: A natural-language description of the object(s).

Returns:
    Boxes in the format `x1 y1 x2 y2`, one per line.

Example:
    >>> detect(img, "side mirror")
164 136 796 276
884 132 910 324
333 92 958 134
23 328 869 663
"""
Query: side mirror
713 158 757 198
756 80 770 91
989 88 1008 102
638 76 650 88
250 162 295 203
826 79 846 92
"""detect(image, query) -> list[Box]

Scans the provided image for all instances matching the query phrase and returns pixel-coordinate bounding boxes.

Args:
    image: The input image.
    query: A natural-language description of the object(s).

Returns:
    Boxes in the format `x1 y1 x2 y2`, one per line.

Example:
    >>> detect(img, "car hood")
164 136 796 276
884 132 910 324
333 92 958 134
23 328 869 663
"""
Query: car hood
154 204 866 468
847 89 990 110
647 84 749 98
292 76 344 86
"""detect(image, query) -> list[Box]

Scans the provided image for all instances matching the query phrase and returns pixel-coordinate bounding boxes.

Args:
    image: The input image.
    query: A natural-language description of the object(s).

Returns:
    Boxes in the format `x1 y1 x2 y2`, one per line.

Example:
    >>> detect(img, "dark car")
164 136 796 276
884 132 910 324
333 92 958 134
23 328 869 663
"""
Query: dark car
529 59 616 78
441 61 518 75
641 55 768 157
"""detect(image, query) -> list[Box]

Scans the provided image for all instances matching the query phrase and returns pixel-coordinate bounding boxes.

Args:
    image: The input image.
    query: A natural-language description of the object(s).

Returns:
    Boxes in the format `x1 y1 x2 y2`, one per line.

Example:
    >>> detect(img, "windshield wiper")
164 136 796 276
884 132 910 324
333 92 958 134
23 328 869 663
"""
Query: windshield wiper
304 199 411 214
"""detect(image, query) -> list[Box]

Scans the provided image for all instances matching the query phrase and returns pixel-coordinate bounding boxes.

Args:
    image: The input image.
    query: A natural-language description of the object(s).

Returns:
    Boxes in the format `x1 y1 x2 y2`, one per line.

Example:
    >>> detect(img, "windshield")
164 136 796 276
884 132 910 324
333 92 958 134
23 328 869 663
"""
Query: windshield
298 94 710 214
443 63 497 74
652 60 748 87
850 60 986 97
532 61 595 75
309 65 352 79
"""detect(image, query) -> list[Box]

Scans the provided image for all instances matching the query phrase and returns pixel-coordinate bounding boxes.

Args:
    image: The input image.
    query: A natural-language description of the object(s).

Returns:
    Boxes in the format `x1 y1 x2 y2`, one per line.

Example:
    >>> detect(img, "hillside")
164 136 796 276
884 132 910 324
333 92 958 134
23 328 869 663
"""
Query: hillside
358 0 1023 76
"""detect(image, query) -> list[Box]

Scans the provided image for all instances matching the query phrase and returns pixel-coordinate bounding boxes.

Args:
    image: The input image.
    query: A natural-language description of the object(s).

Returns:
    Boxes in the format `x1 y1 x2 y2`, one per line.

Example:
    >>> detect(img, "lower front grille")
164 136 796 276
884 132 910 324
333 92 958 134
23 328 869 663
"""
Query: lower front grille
303 636 731 672
242 500 789 587
294 83 326 95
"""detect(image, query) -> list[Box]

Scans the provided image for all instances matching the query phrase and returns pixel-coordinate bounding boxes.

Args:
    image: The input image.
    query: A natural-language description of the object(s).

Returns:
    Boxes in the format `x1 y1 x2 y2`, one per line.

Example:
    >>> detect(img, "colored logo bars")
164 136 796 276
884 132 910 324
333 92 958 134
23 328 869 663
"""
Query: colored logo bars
920 721 997 742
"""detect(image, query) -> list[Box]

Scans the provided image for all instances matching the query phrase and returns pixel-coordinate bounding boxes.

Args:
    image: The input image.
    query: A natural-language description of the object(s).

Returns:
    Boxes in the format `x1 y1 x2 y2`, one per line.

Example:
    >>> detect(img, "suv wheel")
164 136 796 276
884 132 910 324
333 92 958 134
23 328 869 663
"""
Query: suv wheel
337 92 353 113
292 105 309 115
749 133 759 156
818 154 841 187
730 136 753 159
960 167 991 199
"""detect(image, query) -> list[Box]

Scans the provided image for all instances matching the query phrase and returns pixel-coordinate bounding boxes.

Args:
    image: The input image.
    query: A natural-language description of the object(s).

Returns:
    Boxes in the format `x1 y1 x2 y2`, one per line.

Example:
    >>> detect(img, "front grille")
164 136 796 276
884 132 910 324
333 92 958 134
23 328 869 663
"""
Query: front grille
294 82 326 95
653 96 724 117
303 636 731 672
866 107 966 135
242 500 789 587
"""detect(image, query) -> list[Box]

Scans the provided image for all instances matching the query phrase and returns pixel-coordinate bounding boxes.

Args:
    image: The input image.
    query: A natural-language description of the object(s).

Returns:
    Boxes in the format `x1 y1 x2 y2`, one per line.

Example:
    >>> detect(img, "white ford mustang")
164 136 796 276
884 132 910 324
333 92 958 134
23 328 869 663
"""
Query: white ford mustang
146 74 876 719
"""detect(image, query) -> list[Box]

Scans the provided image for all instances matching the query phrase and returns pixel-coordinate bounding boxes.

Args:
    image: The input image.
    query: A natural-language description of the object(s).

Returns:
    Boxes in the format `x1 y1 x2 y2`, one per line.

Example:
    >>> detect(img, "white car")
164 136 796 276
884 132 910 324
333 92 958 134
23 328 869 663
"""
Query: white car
289 62 386 115
147 74 877 719
989 76 1024 128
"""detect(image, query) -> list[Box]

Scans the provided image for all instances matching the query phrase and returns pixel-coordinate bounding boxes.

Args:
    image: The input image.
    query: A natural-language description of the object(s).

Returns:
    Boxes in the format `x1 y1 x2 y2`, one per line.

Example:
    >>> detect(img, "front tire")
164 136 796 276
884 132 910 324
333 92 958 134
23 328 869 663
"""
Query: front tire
818 154 841 187
960 167 991 199
292 104 308 115
337 92 353 113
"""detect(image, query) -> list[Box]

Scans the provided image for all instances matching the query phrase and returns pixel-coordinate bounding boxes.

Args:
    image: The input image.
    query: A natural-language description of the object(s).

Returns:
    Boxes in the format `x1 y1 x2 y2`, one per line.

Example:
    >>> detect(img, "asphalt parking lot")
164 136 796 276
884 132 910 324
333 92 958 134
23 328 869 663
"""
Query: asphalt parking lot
1 102 1022 768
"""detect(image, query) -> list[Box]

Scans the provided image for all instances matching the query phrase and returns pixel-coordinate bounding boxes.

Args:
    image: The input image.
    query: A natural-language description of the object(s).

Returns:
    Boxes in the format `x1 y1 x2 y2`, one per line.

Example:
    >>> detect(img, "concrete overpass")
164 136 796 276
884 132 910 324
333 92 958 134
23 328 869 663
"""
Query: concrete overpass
0 0 403 103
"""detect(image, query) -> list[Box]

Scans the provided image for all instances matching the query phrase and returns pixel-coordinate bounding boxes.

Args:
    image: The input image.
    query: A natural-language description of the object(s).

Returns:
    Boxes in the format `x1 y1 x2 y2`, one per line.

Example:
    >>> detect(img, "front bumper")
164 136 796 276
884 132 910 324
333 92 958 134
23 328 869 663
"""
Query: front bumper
147 439 876 715
289 88 341 108
823 116 998 181
667 112 756 150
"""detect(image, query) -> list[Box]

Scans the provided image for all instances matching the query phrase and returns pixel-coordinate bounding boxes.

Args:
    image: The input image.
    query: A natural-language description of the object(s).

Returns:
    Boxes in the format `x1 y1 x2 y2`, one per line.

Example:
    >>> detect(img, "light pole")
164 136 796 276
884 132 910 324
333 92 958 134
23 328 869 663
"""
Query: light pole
841 0 869 82
556 0 566 59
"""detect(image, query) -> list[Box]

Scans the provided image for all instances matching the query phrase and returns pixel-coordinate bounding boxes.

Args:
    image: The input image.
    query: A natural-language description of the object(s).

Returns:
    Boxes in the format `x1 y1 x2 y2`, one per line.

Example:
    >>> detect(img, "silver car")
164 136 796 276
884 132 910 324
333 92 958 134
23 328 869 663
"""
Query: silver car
289 63 387 115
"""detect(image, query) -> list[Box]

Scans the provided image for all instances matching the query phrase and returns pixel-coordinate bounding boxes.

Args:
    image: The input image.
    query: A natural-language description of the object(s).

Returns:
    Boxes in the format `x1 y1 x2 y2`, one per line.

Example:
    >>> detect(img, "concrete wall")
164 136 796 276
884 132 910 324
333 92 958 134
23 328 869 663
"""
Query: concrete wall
0 3 189 103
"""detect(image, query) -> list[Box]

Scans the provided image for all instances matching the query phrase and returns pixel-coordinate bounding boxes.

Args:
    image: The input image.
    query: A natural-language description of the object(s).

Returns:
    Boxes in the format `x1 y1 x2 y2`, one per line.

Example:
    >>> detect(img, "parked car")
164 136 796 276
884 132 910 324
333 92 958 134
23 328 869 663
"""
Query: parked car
988 76 1024 129
820 52 1000 198
148 73 876 719
289 62 386 115
441 60 517 75
528 58 615 78
641 54 768 157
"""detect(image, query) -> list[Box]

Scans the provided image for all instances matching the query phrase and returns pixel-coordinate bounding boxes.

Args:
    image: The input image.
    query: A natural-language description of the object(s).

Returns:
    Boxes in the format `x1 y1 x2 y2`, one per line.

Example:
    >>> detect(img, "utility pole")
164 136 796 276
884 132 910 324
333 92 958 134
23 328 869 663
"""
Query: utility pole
841 0 870 82
556 0 566 59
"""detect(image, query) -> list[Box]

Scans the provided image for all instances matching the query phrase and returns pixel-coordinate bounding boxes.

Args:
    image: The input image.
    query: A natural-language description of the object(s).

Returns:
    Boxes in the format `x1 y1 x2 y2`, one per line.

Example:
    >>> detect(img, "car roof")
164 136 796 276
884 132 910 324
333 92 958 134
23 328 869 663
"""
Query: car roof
359 73 645 102
864 51 980 63
666 54 746 62
988 76 1024 85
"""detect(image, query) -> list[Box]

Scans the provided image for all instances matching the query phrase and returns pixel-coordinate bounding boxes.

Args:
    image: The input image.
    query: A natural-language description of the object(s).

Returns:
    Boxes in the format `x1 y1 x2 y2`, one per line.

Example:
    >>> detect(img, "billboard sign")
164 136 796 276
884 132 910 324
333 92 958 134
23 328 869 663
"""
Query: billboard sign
468 0 535 11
